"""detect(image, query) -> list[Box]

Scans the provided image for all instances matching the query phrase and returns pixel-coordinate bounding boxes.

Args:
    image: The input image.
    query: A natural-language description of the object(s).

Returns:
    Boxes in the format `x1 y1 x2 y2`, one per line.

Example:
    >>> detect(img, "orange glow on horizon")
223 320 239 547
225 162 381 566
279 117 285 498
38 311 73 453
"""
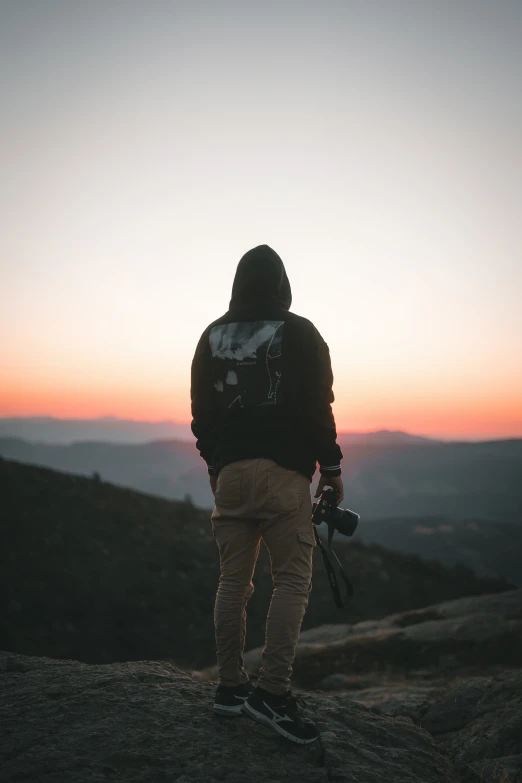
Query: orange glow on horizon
2 383 521 440
2 2 521 447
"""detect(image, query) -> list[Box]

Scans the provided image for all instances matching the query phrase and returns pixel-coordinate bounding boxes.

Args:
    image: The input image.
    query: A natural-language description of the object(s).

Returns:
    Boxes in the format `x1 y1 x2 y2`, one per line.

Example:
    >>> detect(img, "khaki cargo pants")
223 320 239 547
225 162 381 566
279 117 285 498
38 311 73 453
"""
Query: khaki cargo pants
211 458 315 695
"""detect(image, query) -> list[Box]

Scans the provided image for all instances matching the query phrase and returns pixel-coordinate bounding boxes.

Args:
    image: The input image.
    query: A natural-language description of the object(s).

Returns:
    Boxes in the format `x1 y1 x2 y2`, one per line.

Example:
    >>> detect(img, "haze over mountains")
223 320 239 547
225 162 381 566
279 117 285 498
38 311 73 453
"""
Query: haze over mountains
0 416 443 445
1 419 520 524
0 416 193 444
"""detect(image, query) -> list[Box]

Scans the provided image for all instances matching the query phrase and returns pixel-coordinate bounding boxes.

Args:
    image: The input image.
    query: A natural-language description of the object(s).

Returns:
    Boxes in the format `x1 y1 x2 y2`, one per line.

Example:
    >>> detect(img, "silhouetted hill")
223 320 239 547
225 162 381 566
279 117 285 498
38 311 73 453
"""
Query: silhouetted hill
0 416 192 443
0 457 511 669
1 435 521 522
337 428 440 446
0 436 201 502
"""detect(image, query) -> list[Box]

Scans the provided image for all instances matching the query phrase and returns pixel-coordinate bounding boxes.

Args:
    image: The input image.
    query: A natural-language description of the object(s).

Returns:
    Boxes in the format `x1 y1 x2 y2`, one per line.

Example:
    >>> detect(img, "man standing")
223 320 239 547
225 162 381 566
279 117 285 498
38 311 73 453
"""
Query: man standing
191 245 343 744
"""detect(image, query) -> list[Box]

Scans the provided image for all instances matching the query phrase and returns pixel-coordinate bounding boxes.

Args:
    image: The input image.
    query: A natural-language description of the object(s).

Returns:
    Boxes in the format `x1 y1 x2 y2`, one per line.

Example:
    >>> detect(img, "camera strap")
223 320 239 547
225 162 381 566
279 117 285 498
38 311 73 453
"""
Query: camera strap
312 522 354 608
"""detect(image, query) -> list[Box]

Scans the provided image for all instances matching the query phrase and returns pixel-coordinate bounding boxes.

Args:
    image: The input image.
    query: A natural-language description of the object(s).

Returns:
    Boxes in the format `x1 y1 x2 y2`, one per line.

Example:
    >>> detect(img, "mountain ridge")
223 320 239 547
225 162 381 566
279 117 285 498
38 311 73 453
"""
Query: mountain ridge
2 434 521 523
2 415 507 445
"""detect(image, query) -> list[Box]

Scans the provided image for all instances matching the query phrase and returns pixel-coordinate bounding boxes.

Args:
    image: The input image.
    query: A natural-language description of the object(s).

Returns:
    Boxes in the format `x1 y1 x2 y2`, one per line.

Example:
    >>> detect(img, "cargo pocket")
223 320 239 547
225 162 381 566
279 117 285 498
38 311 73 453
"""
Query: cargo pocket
297 530 317 548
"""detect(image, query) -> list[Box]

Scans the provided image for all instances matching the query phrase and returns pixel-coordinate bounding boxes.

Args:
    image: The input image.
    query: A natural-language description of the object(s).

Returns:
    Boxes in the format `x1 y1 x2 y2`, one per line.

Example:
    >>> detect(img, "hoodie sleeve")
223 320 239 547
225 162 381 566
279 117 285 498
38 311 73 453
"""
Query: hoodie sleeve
305 326 343 477
190 329 218 475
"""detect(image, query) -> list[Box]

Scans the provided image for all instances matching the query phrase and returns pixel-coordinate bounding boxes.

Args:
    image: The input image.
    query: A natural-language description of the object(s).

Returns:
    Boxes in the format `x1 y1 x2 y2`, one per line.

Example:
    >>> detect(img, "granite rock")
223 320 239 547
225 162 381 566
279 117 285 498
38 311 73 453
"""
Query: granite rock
196 589 522 686
421 670 522 783
0 652 458 783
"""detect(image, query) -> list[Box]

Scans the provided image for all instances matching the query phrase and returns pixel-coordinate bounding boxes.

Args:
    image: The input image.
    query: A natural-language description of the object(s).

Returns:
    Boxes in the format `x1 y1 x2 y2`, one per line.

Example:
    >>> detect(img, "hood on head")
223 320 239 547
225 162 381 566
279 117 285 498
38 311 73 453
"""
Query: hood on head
229 245 292 310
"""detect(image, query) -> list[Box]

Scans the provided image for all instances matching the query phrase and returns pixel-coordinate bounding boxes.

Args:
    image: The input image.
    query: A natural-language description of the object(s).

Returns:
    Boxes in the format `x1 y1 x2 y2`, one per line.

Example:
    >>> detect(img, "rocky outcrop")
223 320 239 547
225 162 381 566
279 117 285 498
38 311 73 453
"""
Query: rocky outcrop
316 670 522 781
196 588 522 686
0 651 459 783
320 673 450 721
421 670 522 783
192 588 522 781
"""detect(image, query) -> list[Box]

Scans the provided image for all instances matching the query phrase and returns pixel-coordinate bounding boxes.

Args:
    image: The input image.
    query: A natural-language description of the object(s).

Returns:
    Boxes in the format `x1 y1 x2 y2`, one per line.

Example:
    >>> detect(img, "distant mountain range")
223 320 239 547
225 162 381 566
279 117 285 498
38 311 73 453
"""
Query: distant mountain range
1 429 521 524
0 416 445 446
350 516 522 586
0 416 192 444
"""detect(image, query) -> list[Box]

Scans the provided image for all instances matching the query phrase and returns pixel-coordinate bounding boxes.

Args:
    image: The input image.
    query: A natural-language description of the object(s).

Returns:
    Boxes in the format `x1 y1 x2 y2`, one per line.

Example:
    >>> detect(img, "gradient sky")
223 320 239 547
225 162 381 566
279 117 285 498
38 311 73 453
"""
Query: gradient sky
2 0 521 440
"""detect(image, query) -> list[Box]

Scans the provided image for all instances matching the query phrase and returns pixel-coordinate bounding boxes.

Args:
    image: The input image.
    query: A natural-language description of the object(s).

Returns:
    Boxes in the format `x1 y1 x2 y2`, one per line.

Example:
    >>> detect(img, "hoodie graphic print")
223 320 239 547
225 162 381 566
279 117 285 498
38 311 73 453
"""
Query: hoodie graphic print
210 320 284 410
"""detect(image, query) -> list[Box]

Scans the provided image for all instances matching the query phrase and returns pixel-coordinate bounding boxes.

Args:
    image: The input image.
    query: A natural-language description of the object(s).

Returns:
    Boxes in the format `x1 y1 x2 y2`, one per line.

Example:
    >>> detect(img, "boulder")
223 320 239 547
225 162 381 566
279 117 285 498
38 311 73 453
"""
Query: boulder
0 651 458 783
421 670 522 783
314 667 522 781
328 678 448 721
195 589 522 686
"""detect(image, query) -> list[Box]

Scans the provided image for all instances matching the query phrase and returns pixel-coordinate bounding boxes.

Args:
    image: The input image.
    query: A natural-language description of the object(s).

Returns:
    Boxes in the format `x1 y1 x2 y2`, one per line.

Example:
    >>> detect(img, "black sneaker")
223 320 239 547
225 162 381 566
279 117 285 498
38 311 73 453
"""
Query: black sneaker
242 686 319 744
213 681 255 716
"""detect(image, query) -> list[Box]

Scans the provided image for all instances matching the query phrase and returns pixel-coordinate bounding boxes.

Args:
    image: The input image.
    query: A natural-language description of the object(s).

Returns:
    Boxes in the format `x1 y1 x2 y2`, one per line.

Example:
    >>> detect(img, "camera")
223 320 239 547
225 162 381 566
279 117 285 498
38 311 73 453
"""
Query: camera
312 488 360 537
312 488 360 607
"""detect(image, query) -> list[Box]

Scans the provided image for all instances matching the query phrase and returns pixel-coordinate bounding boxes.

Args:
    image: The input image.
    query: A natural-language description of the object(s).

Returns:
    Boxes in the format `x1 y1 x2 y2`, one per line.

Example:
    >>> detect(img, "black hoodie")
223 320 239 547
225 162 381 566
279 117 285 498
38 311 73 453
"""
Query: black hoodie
190 245 343 479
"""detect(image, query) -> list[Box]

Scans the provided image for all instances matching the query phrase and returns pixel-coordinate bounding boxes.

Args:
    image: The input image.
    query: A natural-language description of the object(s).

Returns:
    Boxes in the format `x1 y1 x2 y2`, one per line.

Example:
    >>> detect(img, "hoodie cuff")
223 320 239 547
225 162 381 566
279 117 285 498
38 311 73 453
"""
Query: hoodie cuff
207 465 216 476
320 464 341 478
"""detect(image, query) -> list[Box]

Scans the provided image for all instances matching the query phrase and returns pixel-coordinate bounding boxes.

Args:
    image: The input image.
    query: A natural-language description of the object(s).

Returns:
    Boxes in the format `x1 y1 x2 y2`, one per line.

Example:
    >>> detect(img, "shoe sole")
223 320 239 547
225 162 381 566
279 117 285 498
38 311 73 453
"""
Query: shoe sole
213 702 244 716
241 700 318 745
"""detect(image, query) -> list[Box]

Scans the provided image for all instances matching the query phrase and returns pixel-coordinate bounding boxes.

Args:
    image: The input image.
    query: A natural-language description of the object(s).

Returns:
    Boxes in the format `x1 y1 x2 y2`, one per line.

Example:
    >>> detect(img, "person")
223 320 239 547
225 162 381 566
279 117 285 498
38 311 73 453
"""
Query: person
190 244 343 744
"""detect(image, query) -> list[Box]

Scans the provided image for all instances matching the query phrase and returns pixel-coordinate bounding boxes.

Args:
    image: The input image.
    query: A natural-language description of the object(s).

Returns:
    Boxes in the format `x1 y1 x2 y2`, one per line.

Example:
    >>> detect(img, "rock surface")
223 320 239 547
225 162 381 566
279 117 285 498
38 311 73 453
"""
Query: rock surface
421 670 522 783
325 670 522 781
192 589 522 781
196 588 522 685
0 651 459 783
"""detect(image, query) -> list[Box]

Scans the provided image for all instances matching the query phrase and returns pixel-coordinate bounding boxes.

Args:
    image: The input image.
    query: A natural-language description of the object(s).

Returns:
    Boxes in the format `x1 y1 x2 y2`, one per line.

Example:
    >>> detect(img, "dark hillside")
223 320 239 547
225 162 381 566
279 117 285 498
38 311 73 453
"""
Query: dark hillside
2 436 521 522
0 458 512 669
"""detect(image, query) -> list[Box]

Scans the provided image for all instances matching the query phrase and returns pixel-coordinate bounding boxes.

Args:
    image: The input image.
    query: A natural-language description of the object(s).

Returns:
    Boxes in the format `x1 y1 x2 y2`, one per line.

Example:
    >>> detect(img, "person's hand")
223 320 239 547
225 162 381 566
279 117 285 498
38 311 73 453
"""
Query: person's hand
209 476 217 497
314 474 344 504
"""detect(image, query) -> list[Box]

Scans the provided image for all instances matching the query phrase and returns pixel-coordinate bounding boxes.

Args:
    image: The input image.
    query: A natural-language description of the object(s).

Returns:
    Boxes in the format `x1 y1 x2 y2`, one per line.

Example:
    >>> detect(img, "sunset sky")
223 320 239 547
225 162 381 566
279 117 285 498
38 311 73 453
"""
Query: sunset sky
2 1 521 440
